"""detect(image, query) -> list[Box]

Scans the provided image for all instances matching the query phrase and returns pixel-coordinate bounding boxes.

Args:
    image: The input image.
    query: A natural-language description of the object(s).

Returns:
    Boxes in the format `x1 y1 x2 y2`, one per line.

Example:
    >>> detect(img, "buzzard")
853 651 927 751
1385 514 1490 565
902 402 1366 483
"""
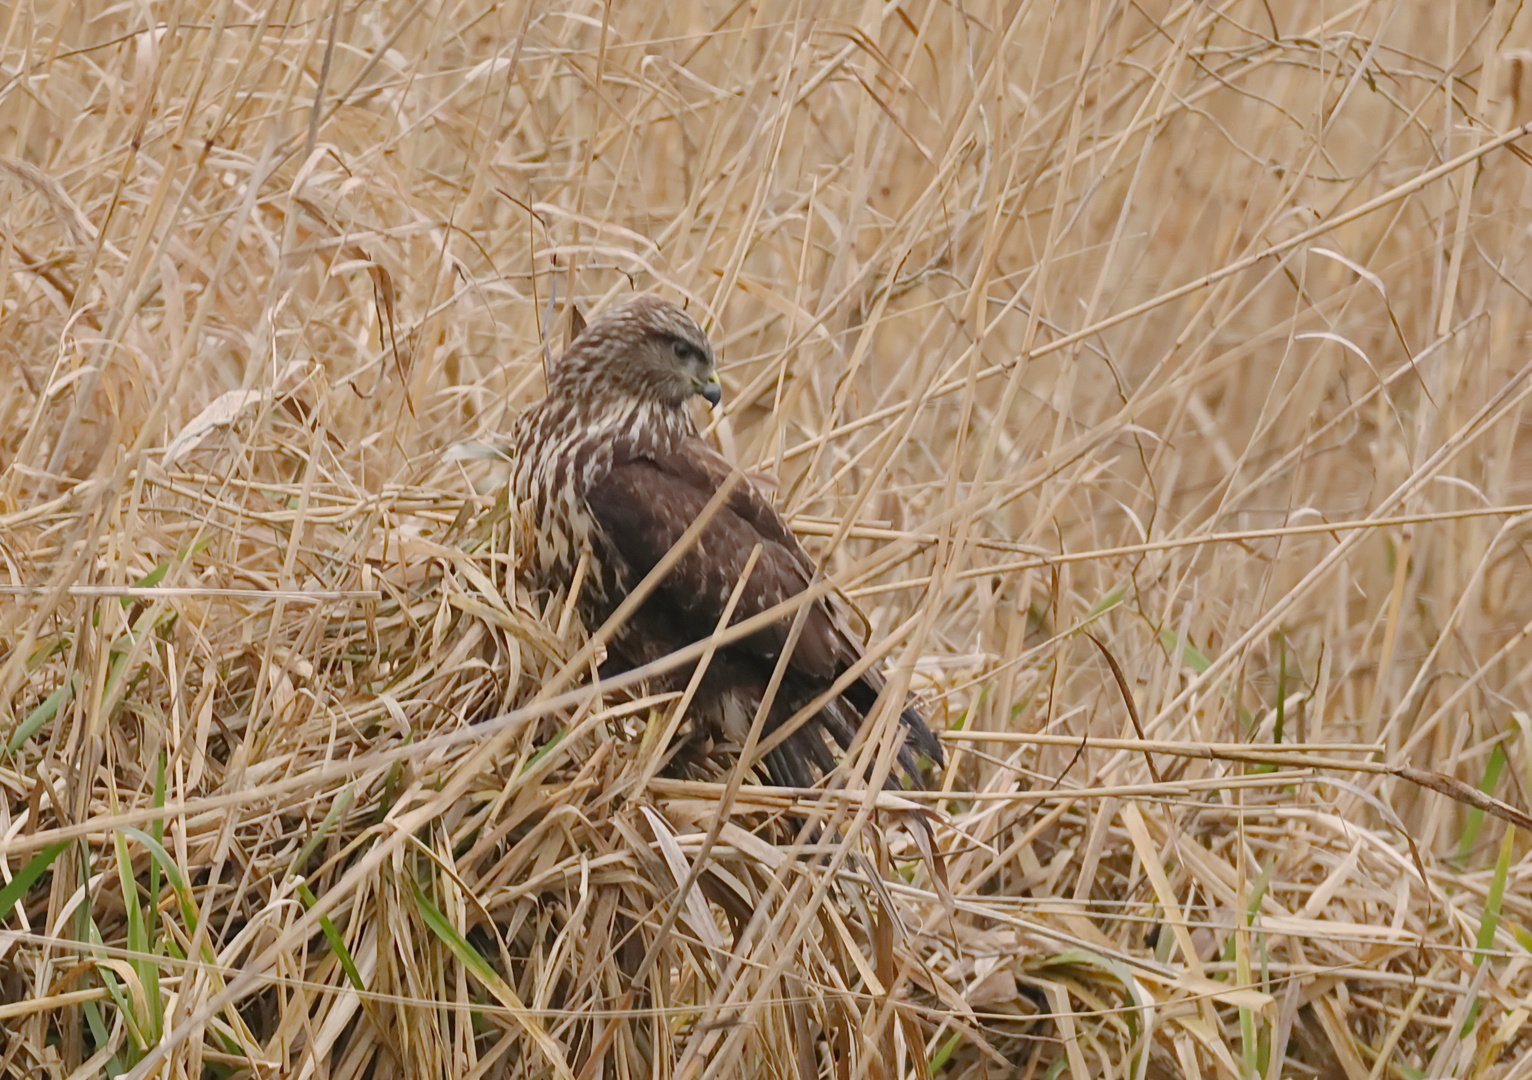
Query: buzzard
510 296 942 787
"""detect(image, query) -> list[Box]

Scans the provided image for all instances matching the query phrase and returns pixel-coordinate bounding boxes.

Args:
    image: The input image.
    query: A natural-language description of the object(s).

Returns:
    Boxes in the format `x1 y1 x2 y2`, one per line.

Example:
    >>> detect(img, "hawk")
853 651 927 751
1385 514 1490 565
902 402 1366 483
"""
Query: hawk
510 296 942 787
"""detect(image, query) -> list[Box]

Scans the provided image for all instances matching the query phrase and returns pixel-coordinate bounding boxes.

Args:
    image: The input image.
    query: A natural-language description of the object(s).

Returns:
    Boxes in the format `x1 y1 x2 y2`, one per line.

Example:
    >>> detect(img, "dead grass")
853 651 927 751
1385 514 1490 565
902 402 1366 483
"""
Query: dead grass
4 1 1532 1077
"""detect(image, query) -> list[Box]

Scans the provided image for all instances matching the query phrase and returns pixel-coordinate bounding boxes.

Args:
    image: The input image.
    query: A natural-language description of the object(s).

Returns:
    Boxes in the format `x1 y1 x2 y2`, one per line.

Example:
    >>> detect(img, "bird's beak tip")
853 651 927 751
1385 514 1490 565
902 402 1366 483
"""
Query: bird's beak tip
698 375 723 408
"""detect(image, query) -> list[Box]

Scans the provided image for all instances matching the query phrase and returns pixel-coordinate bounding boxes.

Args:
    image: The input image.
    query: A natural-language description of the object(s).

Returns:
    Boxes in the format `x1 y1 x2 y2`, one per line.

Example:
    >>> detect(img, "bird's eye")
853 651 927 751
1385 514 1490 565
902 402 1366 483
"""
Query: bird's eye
672 341 692 362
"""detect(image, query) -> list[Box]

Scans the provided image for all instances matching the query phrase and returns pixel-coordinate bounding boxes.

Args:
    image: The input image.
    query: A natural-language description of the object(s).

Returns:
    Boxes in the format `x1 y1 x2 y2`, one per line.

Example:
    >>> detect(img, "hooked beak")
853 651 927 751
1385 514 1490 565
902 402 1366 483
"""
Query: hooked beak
695 372 723 408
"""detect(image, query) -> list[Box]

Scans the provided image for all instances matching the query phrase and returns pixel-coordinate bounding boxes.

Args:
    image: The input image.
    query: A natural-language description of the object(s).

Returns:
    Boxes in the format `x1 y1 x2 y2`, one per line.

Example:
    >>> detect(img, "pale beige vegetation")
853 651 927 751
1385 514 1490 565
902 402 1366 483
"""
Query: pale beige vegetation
4 1 1532 1077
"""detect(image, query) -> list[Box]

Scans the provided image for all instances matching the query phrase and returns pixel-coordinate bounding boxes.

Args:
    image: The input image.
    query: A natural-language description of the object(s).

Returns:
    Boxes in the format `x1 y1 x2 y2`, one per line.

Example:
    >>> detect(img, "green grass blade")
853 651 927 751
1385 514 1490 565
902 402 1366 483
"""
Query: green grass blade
7 676 76 753
294 879 365 992
0 840 69 917
1457 744 1508 864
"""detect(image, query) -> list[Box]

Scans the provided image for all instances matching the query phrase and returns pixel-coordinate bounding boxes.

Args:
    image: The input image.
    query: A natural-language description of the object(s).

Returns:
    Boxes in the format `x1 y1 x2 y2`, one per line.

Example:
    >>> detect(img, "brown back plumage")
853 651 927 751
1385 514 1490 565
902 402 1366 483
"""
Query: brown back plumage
510 296 942 787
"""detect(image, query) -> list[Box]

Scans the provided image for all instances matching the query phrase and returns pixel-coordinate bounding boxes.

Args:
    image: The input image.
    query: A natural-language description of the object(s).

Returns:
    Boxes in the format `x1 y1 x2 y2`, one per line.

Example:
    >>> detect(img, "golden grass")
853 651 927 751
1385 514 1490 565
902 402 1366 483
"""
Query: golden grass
4 1 1532 1077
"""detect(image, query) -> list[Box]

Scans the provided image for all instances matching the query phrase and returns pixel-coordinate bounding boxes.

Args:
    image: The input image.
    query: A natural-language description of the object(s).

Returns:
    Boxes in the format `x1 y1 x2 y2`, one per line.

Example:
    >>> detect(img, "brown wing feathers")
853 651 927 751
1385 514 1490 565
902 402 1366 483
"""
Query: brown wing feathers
585 450 850 681
584 442 936 783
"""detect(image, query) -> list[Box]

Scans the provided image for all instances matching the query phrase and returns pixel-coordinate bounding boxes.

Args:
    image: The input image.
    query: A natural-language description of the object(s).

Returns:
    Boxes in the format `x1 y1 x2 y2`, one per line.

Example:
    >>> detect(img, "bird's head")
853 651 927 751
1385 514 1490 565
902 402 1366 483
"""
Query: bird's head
552 296 722 410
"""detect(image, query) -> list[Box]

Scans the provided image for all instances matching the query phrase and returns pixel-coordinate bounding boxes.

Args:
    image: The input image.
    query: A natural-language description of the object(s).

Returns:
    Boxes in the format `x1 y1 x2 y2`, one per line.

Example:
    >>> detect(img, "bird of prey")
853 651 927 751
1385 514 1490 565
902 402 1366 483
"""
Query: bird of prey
509 296 942 787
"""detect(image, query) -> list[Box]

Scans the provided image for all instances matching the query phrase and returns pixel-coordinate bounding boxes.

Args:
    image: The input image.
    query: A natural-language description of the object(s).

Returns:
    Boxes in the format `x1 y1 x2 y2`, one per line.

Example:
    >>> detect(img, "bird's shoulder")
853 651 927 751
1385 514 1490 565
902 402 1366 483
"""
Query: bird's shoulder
604 436 810 567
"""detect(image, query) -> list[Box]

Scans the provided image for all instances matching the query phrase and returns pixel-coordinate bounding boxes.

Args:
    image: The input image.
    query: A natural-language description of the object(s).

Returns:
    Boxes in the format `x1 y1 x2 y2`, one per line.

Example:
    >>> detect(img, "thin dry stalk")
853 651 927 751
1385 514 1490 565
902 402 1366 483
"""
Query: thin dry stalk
4 3 1532 1079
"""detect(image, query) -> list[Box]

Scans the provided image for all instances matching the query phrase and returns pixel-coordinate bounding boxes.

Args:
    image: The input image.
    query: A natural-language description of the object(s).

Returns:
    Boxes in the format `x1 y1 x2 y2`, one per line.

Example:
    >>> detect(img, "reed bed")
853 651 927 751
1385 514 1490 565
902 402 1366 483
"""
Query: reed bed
4 2 1532 1077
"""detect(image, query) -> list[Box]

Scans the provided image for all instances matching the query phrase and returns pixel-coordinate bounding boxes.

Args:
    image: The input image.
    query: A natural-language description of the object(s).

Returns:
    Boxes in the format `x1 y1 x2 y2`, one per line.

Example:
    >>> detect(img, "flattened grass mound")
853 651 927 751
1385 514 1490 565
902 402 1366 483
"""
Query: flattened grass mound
4 3 1532 1078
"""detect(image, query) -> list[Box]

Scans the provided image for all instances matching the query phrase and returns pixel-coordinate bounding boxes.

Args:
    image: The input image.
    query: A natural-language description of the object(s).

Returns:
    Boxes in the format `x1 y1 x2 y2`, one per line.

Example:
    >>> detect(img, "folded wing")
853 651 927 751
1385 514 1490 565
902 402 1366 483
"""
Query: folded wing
584 439 942 784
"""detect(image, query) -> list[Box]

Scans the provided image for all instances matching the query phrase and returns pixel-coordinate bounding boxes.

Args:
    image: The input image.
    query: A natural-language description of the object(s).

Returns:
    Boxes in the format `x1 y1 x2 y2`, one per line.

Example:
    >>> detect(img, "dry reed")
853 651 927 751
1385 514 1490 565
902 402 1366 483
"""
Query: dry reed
4 2 1532 1078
